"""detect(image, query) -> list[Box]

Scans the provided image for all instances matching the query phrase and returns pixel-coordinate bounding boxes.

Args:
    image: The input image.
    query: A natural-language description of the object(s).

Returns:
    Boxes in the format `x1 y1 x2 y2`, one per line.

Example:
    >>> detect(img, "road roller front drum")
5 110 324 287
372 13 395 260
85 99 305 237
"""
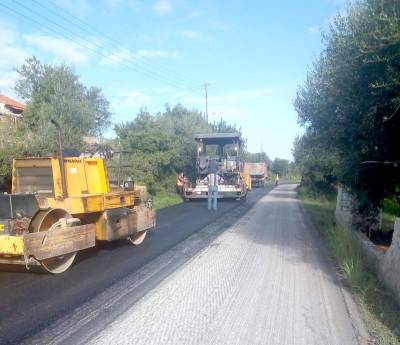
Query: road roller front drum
29 209 79 274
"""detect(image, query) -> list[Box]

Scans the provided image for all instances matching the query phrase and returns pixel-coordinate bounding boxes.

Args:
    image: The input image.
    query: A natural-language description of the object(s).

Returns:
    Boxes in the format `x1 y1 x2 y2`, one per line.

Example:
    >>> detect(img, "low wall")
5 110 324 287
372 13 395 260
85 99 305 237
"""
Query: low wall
380 219 400 301
335 187 400 304
335 186 354 229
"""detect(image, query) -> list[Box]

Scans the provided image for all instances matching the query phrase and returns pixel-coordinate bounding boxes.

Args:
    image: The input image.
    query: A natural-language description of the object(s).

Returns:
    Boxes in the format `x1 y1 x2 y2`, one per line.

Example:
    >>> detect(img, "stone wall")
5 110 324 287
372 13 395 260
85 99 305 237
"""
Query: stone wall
335 187 400 304
380 219 400 302
335 186 354 230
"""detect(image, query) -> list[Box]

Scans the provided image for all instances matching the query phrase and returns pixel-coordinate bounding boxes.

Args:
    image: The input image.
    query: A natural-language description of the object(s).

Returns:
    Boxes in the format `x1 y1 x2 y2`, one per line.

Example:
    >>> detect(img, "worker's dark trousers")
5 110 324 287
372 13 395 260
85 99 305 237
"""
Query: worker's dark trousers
208 186 218 211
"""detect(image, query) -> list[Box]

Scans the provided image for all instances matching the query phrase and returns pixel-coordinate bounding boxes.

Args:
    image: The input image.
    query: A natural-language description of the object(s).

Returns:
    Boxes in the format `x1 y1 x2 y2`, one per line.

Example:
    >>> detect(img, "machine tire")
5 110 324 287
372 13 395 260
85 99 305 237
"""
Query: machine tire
127 230 147 245
29 209 78 274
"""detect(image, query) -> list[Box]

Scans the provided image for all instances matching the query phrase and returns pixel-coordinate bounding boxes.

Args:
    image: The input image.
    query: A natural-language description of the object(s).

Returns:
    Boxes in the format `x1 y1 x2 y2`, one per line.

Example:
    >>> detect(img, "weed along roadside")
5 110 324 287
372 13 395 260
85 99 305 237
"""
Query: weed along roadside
153 191 183 210
298 186 400 345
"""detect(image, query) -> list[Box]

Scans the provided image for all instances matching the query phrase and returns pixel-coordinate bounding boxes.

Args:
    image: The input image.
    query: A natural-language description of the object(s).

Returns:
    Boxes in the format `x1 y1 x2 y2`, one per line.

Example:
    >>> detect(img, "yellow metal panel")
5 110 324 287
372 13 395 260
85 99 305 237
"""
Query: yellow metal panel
0 235 24 256
64 158 89 196
47 195 105 214
84 159 109 194
103 192 135 209
13 157 52 168
100 159 111 192
85 195 105 212
51 158 63 198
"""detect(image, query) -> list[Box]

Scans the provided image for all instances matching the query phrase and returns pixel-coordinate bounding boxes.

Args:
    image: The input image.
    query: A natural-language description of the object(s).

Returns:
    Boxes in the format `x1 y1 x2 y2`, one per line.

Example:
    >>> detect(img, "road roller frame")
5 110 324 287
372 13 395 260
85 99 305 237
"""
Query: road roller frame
0 153 155 274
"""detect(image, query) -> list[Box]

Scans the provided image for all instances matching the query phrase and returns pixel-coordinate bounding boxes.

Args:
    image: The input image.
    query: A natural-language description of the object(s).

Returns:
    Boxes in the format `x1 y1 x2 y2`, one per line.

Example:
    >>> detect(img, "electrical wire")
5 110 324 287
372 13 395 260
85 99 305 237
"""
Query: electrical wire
2 0 199 90
31 0 199 87
41 0 200 83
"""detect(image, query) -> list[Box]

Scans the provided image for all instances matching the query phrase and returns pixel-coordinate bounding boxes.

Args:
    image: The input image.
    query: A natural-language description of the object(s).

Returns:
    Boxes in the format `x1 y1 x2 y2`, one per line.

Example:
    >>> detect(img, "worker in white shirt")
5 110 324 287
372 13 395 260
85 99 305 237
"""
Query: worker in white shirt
207 159 220 211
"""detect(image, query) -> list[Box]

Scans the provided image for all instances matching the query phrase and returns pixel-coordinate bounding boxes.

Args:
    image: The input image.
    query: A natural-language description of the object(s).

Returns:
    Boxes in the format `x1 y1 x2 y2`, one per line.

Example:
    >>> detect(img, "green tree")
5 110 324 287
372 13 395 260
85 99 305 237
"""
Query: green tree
271 158 289 177
244 151 271 166
0 57 112 190
15 57 111 147
211 117 241 134
114 105 211 192
293 135 339 193
294 0 400 211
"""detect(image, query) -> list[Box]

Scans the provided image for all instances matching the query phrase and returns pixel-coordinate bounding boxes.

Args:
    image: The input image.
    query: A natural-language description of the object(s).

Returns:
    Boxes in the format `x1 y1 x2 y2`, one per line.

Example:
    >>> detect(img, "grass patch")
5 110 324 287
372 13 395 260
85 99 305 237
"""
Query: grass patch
299 186 400 345
382 198 400 229
153 190 183 210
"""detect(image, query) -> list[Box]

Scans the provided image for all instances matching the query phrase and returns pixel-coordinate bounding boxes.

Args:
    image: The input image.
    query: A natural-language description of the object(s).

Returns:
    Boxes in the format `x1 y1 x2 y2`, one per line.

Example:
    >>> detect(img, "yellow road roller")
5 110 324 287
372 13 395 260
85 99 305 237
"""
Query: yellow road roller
0 153 155 274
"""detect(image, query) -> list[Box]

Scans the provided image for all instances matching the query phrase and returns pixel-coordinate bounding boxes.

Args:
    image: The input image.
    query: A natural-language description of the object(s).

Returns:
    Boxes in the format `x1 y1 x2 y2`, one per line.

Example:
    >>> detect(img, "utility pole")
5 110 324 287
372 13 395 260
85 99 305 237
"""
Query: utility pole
204 83 209 122
259 141 264 161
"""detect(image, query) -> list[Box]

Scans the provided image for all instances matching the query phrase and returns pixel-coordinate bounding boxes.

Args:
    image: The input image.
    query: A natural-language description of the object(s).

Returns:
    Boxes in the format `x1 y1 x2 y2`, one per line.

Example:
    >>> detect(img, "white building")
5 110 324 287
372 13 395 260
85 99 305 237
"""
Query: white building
0 94 25 133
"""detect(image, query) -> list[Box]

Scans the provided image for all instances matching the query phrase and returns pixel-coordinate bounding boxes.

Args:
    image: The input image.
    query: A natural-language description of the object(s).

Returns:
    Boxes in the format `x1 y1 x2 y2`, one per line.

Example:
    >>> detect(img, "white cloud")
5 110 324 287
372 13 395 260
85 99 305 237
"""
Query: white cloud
215 88 272 102
0 24 29 69
108 86 272 122
136 49 178 59
118 89 151 103
110 89 152 116
307 25 320 35
101 47 131 66
100 47 178 66
0 71 20 97
178 87 272 119
153 0 171 16
0 23 29 96
105 0 141 9
52 0 92 17
23 34 94 65
209 105 246 119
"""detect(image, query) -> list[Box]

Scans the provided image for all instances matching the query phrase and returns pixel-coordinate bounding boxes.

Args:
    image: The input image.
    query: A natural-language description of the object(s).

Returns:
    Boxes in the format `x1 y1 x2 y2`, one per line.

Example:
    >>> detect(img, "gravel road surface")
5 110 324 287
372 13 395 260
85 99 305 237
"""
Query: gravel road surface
84 184 367 345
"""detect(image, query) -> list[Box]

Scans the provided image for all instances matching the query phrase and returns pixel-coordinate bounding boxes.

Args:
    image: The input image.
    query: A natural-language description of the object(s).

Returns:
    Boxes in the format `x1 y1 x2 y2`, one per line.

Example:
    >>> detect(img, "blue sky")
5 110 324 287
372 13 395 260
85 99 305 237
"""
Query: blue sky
0 0 346 160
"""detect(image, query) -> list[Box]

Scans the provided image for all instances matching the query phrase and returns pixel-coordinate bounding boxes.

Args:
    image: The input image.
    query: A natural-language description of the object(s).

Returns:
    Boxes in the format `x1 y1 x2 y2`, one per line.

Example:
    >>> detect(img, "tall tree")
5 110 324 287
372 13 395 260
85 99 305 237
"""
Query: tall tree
294 0 400 210
0 57 112 190
15 57 111 147
271 158 290 177
114 105 211 192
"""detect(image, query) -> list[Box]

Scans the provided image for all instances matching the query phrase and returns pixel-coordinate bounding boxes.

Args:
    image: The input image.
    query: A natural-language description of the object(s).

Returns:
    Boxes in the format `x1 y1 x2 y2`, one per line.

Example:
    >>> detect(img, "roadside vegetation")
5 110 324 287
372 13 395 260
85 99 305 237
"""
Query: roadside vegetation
299 186 400 345
293 0 400 345
382 198 400 229
293 1 400 340
153 191 183 210
293 0 400 219
1 57 290 208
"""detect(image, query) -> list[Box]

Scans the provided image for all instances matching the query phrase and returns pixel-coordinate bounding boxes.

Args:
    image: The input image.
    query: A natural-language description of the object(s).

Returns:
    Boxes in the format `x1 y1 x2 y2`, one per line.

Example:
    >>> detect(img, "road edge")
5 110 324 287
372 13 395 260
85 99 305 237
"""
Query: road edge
297 199 371 345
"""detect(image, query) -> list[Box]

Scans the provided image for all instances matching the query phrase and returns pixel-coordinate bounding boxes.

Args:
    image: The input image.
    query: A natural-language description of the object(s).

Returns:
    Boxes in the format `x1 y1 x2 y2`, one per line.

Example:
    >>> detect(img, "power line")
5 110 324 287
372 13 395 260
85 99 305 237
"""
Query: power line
126 87 204 115
31 0 199 87
3 0 198 89
11 0 192 88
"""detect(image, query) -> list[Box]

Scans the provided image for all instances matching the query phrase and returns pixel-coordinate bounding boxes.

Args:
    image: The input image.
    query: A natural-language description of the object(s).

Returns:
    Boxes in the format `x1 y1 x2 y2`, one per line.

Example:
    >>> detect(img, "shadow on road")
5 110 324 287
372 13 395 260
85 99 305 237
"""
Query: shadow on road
234 184 344 291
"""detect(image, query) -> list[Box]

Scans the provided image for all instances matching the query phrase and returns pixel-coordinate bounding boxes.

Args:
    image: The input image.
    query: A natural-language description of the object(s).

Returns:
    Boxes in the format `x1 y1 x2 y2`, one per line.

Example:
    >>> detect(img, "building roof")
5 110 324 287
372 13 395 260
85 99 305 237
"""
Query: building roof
0 95 25 111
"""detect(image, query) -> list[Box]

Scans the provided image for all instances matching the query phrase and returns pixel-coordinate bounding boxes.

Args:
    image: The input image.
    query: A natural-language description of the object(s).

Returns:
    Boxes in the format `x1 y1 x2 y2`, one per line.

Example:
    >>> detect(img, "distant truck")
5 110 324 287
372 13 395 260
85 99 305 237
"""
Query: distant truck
243 162 268 188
